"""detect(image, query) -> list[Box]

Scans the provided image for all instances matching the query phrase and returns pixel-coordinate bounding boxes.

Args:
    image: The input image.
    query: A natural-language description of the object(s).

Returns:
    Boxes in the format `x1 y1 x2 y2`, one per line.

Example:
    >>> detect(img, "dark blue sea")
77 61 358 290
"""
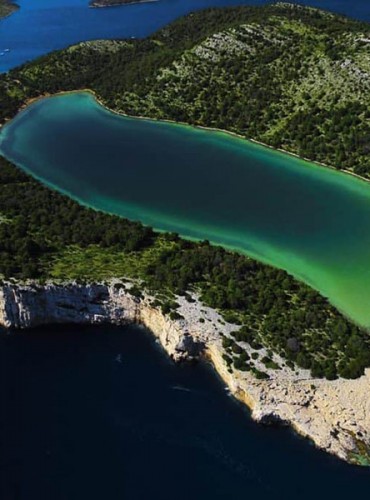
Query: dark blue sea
0 325 369 500
0 0 369 72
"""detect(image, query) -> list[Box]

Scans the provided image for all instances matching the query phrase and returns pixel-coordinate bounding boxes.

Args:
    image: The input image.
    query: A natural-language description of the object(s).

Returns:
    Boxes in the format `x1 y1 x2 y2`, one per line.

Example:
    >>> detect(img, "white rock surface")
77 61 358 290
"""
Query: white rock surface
0 280 369 465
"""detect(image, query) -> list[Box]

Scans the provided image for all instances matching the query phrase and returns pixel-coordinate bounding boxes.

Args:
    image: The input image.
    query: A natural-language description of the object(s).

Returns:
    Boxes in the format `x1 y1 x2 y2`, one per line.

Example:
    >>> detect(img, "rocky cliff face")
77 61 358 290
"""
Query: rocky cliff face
0 280 369 465
0 281 204 361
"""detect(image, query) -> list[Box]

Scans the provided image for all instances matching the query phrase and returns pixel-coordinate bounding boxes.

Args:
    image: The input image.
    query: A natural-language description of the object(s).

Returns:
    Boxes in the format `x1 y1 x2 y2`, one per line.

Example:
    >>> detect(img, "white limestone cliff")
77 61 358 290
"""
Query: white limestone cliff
0 280 369 465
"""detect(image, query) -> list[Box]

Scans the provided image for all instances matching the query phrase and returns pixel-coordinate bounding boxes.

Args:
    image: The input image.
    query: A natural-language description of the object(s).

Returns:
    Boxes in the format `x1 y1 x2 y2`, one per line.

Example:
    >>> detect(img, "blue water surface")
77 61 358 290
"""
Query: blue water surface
1 325 369 500
0 0 369 72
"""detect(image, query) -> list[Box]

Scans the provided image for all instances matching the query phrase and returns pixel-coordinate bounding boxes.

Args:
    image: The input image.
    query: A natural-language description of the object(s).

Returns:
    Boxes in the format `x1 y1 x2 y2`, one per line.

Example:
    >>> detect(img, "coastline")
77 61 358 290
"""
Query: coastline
2 91 370 465
0 0 18 21
1 91 370 464
0 0 369 475
0 278 369 466
10 88 369 186
86 90 370 186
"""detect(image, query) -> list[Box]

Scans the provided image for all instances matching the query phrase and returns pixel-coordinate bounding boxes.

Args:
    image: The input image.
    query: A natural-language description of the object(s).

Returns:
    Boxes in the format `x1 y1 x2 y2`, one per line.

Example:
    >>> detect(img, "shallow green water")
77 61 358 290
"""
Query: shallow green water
2 92 370 326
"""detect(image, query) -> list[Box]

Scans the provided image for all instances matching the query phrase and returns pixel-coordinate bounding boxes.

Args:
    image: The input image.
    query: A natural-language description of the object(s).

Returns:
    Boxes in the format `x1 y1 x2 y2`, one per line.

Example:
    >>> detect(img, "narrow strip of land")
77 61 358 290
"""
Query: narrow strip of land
90 0 158 8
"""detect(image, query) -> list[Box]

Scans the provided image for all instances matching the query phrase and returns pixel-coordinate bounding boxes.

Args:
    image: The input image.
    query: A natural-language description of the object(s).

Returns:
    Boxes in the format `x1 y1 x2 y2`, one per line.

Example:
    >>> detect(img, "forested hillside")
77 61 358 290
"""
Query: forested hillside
0 3 369 174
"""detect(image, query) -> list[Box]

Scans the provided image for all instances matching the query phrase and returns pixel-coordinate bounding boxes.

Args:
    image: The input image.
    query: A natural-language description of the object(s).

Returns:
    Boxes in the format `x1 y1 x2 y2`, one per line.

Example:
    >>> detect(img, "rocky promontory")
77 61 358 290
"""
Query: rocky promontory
0 0 18 19
0 279 369 466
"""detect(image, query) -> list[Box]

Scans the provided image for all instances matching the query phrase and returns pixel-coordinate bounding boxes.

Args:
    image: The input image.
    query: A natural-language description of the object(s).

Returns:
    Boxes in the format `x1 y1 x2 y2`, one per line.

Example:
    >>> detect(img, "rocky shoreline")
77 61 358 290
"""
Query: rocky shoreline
0 279 369 466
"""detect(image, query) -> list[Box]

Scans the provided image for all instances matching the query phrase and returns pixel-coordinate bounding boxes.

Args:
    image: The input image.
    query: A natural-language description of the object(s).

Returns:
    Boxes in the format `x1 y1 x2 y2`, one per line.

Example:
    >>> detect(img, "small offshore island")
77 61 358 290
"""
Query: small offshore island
0 3 369 465
90 0 158 8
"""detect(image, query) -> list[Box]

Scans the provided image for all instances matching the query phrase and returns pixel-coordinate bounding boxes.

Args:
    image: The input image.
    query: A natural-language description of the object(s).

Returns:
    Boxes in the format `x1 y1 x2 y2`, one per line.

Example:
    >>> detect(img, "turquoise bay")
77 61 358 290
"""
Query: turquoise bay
2 92 370 326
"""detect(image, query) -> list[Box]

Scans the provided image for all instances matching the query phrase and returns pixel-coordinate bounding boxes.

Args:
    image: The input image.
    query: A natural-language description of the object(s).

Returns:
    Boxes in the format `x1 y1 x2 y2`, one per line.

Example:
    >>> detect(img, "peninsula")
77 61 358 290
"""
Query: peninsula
0 3 369 465
0 0 18 19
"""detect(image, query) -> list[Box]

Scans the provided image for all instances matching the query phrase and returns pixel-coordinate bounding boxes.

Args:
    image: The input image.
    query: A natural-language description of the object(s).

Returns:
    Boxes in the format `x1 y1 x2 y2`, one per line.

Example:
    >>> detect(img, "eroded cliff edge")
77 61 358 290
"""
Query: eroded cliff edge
0 280 369 465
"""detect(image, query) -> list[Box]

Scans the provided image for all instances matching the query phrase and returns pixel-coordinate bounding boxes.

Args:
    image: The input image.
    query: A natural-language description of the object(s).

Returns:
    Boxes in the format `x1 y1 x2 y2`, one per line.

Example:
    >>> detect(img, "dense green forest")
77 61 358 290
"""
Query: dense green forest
0 3 369 174
0 156 369 380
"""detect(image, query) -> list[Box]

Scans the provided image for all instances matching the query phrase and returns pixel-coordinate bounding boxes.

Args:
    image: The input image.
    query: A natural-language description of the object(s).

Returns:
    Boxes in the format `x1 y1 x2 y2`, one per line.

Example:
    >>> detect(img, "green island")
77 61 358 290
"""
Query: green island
0 0 18 19
0 3 370 383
